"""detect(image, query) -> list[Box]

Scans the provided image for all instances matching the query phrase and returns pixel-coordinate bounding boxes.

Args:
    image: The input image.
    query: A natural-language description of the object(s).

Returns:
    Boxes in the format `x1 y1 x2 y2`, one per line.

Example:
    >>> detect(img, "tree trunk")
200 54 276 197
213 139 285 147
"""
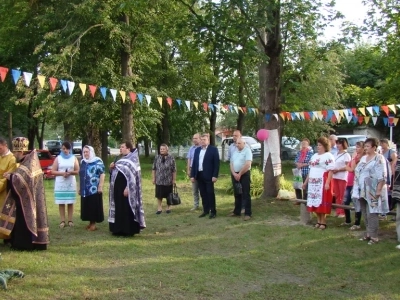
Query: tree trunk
100 130 108 163
120 13 135 144
63 122 73 143
259 1 282 198
237 56 245 132
86 125 101 156
8 112 12 147
144 137 150 157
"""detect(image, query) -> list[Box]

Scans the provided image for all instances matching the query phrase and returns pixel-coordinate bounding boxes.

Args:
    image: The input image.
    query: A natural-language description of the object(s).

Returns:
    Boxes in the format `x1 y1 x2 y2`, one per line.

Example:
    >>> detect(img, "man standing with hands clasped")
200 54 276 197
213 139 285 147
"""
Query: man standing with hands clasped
187 133 200 211
190 134 220 219
228 138 253 220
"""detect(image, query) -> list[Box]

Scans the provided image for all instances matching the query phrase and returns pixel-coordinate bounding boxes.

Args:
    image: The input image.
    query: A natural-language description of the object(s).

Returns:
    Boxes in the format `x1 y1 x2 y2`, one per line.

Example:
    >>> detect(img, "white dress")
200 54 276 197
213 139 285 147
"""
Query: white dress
54 155 77 204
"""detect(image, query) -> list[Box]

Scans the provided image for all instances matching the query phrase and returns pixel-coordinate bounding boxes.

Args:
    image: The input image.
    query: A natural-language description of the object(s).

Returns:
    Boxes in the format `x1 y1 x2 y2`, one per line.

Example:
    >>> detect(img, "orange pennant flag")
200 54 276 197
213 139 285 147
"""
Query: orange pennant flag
166 97 172 108
242 107 247 114
286 112 292 120
0 67 8 82
381 105 389 116
202 102 208 111
89 85 97 98
49 77 58 92
129 92 137 104
279 112 286 121
37 75 45 88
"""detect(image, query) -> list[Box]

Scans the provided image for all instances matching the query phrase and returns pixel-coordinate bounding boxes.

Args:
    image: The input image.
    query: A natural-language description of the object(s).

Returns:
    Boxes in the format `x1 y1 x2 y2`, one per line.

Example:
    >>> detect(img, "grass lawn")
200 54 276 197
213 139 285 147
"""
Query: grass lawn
1 157 400 299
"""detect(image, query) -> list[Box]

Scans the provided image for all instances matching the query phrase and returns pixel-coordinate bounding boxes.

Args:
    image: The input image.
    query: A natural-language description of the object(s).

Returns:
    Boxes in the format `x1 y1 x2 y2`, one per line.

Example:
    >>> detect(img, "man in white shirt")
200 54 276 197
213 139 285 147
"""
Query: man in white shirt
329 135 338 156
228 138 253 220
227 130 242 161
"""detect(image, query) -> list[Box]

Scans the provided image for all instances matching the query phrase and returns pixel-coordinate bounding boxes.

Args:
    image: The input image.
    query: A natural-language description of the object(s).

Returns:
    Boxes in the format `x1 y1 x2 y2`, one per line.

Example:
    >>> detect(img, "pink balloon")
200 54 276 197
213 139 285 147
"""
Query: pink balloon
256 129 269 141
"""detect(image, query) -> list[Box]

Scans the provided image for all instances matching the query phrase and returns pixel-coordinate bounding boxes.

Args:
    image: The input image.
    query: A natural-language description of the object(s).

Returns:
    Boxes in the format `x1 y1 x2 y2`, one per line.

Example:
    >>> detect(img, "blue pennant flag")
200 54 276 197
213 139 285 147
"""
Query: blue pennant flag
352 116 358 124
309 111 314 120
209 104 214 112
100 87 107 100
176 99 182 106
137 93 143 103
60 80 68 93
291 113 296 120
265 114 271 122
326 110 333 122
373 106 380 115
383 117 388 126
11 69 21 85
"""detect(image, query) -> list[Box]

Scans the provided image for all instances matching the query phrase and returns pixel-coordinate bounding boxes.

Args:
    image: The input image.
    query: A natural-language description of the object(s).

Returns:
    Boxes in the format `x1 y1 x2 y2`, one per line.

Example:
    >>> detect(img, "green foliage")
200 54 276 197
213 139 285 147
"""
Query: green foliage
279 174 294 192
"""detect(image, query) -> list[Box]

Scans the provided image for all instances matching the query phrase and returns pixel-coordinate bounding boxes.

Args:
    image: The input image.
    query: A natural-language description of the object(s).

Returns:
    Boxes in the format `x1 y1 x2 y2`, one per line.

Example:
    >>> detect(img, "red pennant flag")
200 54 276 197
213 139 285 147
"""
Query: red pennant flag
89 85 97 98
322 110 328 118
286 112 291 120
351 108 357 116
202 102 208 111
381 105 389 116
49 77 58 92
241 107 247 114
129 92 137 104
331 114 337 123
304 112 310 121
358 116 364 124
223 105 229 110
0 67 9 82
166 97 172 108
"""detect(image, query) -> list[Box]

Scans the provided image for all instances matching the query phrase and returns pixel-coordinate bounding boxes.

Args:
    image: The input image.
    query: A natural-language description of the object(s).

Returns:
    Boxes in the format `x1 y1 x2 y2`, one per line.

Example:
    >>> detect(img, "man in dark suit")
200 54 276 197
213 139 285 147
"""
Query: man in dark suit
190 134 220 218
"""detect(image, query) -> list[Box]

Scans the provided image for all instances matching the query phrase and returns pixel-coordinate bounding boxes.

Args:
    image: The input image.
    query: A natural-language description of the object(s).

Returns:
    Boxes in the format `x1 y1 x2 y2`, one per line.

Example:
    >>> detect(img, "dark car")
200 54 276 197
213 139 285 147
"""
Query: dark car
26 150 55 179
46 140 61 156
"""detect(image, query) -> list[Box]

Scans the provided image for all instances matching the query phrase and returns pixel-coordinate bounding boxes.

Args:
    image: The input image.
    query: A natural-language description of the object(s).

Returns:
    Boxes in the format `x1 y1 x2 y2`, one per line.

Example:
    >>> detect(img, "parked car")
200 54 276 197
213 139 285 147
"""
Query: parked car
73 141 82 155
26 150 55 179
336 135 368 154
46 140 61 156
221 136 261 161
281 144 299 160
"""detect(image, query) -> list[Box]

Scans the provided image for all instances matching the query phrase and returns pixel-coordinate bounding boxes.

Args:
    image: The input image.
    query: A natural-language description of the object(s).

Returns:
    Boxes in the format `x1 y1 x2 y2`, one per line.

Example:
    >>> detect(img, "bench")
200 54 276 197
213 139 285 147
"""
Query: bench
290 199 396 225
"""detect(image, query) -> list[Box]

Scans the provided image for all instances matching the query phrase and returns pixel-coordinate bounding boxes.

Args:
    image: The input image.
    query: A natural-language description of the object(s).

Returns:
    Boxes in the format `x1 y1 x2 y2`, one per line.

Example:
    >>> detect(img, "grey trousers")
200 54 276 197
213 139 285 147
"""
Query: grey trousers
359 198 379 239
192 180 200 208
396 204 400 242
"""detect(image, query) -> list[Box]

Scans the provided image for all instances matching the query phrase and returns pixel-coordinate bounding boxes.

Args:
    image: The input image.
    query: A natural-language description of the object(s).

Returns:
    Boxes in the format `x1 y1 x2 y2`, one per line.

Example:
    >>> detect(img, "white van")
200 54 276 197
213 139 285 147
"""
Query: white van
336 135 368 154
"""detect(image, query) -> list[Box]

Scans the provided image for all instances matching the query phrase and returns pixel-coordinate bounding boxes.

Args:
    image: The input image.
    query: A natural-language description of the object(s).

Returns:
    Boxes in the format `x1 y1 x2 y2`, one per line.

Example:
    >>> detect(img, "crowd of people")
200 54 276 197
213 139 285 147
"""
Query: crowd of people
295 134 400 248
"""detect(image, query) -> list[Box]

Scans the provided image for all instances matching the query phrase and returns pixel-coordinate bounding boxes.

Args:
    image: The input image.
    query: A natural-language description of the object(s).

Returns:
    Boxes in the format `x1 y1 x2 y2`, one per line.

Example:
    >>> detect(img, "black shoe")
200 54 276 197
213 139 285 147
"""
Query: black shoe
209 213 216 219
199 212 209 218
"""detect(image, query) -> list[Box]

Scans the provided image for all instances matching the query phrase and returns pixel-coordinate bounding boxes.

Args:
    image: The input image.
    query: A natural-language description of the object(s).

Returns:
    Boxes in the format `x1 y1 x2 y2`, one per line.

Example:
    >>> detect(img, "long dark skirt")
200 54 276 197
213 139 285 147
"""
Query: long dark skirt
81 193 104 223
155 184 172 199
109 172 141 236
11 194 46 251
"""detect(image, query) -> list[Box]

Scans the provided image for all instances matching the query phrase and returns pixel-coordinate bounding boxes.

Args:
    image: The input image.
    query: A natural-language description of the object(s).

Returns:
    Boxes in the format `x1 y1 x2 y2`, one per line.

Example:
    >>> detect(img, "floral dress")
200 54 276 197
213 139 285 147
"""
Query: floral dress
306 152 335 213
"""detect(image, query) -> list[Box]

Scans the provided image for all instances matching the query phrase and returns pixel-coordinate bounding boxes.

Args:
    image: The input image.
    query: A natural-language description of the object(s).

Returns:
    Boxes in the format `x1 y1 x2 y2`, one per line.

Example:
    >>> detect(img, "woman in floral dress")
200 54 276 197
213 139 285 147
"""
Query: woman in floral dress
302 136 335 230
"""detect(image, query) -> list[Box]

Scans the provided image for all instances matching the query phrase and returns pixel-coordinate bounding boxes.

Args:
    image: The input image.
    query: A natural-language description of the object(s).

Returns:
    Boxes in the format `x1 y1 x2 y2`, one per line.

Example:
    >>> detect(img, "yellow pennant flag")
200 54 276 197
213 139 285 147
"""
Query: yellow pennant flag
394 118 399 126
388 104 396 114
37 75 45 88
254 108 259 115
364 116 370 124
79 83 87 96
157 97 163 107
119 91 126 103
238 107 244 113
193 101 198 110
299 112 305 120
358 107 366 116
279 112 286 121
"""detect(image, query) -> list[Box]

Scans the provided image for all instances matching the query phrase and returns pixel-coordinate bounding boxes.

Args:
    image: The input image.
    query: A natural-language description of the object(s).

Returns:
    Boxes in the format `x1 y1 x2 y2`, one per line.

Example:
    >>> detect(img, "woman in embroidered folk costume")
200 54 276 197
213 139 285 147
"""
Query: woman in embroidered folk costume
352 138 388 245
109 142 145 236
51 141 79 228
0 137 49 250
79 146 105 231
152 144 177 214
303 136 335 230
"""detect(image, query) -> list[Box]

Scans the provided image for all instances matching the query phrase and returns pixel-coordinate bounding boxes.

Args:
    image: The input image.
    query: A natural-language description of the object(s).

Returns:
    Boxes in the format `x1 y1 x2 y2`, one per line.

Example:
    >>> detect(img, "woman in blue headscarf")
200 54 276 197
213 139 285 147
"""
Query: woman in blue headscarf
79 145 105 231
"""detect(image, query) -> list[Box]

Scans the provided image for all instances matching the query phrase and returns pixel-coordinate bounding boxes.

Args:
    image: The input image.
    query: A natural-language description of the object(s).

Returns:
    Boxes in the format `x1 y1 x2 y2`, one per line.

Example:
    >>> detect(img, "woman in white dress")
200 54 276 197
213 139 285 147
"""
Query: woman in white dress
302 136 335 230
352 137 388 244
51 141 80 228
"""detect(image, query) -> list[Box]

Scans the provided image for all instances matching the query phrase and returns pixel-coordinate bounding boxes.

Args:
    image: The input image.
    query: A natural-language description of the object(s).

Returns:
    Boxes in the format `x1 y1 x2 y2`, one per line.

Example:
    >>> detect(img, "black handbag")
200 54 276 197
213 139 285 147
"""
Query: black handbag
167 184 181 205
234 181 243 195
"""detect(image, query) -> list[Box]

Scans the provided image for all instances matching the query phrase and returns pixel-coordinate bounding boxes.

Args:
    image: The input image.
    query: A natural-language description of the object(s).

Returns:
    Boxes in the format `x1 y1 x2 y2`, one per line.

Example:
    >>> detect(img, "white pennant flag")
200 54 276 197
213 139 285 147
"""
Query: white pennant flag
372 117 378 125
346 113 353 123
333 110 341 120
233 105 238 114
23 72 33 87
312 111 319 120
273 113 279 121
366 106 374 116
185 100 191 111
110 89 117 101
67 81 75 95
295 112 301 120
145 94 151 106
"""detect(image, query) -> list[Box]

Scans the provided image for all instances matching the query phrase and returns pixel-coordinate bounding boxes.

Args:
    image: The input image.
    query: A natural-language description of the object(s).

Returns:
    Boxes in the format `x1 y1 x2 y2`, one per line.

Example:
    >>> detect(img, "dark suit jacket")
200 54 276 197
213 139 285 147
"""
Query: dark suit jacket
190 145 220 180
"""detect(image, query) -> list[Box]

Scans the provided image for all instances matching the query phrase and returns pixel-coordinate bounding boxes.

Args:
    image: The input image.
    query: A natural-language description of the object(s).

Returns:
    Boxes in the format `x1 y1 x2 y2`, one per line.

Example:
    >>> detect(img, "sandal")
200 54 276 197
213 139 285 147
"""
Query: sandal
319 224 327 230
359 236 371 241
68 221 74 227
314 223 321 228
350 225 361 231
59 221 65 229
368 238 379 245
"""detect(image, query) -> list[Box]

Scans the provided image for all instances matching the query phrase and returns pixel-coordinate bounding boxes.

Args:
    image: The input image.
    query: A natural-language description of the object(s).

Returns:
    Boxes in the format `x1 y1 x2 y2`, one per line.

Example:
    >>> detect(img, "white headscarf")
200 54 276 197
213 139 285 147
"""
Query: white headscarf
81 145 102 164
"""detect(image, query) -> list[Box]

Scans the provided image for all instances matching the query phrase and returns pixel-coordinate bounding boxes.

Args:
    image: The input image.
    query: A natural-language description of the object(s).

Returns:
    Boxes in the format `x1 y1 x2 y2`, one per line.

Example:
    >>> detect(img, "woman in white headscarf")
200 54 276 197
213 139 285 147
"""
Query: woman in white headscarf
79 145 105 231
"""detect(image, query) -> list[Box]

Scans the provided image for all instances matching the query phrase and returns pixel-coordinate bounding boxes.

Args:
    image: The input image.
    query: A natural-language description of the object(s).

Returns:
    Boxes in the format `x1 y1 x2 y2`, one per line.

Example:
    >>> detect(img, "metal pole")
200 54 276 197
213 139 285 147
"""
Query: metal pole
390 125 393 142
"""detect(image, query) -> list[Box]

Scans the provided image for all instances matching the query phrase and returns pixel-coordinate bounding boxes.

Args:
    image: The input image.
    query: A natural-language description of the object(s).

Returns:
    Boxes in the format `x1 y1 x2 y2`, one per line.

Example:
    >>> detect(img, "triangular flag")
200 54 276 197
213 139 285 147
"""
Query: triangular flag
358 116 364 124
67 80 75 95
279 112 286 121
137 93 143 104
60 80 67 93
129 92 137 104
110 89 117 101
0 67 9 82
233 105 238 114
333 110 340 120
11 69 21 85
299 112 305 120
358 107 366 116
394 118 399 126
351 108 357 116
176 99 182 106
265 114 271 122
364 116 370 124
100 87 107 100
119 91 126 103
89 85 97 98
202 102 208 111
273 113 279 121
209 104 215 112
145 94 151 106
167 97 172 108
388 104 396 114
242 107 247 114
295 112 301 120
352 116 358 124
193 101 198 110
157 97 163 107
255 108 259 115
366 106 374 116
185 100 191 110
79 83 87 96
373 106 380 115
49 77 58 92
372 117 378 125
309 111 314 120
346 113 353 123
397 104 400 110
381 105 389 116
23 72 33 87
383 117 388 126
37 75 45 88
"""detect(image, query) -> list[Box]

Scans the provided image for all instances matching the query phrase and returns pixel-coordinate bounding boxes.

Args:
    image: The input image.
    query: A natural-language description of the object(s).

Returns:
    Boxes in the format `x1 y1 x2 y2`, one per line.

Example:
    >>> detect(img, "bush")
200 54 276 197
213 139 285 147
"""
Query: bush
279 174 294 192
